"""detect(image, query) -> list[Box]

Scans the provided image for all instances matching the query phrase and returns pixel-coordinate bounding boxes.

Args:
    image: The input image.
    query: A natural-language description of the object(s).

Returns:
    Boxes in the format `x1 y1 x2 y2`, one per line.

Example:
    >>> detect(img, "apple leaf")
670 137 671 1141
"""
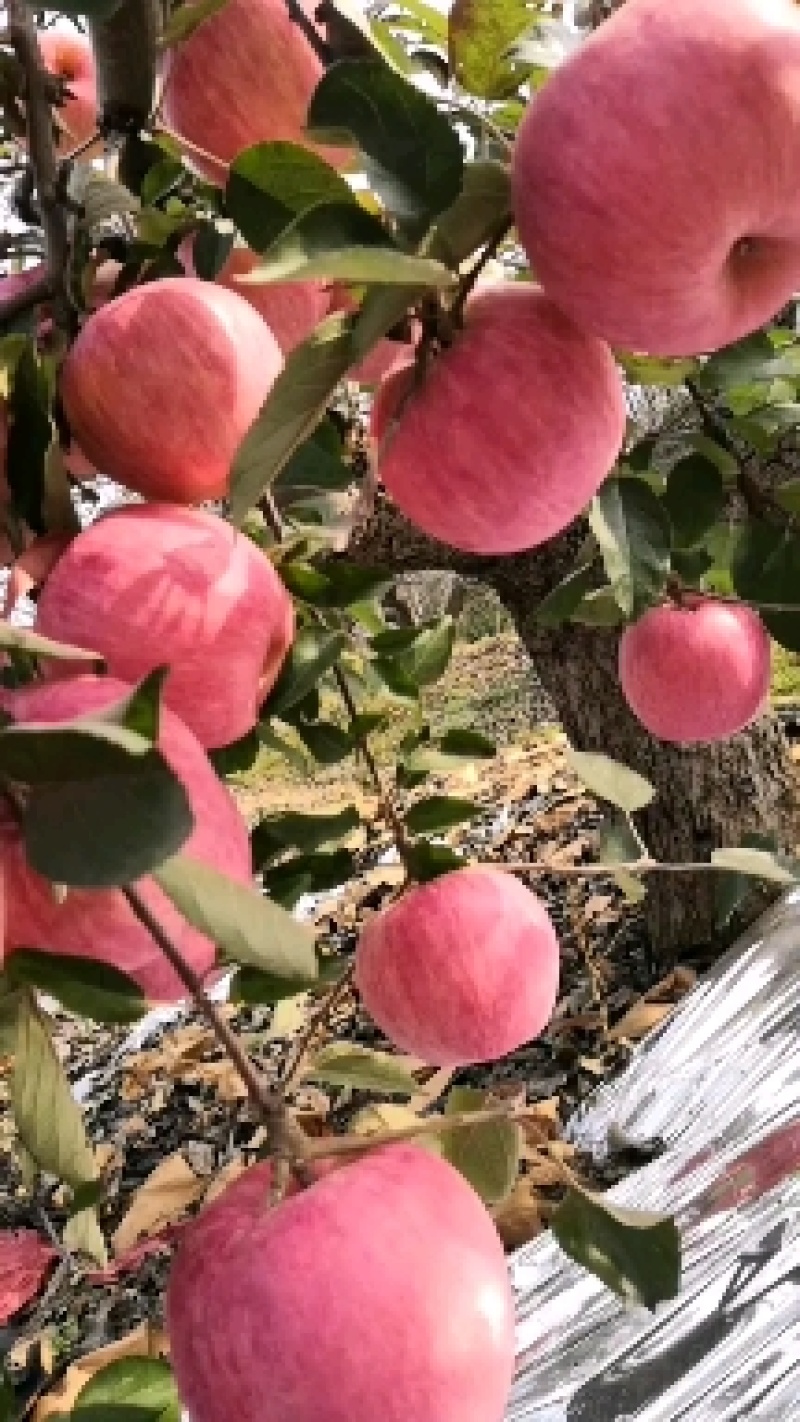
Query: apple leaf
428 160 512 266
552 1187 681 1311
225 141 353 252
231 965 322 1006
534 563 597 627
571 586 626 627
710 847 799 885
264 628 347 719
442 1086 520 1205
448 0 533 100
5 951 146 1025
437 728 496 759
404 795 480 835
241 202 453 287
71 1357 180 1422
732 518 800 651
154 853 319 981
274 419 353 498
263 848 355 908
308 1043 419 1095
295 721 354 765
589 478 672 618
567 750 655 814
160 0 229 47
404 840 464 883
251 806 360 864
0 621 102 667
662 456 725 549
598 811 645 866
307 59 463 225
11 993 98 1190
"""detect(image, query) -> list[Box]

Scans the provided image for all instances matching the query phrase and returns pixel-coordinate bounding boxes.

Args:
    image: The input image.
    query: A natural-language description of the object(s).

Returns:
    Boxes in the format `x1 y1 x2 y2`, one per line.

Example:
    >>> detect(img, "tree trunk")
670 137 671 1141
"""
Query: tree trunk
348 497 800 958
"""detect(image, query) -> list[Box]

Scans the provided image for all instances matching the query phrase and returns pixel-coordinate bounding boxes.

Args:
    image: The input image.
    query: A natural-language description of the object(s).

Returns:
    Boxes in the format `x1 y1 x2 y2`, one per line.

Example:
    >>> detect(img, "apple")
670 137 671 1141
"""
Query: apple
512 0 800 357
60 278 282 503
355 866 560 1067
618 598 772 743
161 0 347 184
34 504 295 749
37 26 97 153
0 675 252 1001
372 284 625 555
167 1143 516 1422
181 239 329 354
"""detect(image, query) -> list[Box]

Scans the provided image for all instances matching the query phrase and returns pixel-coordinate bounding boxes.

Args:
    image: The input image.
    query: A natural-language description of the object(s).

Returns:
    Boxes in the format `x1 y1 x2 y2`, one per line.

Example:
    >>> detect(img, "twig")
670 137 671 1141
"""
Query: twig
676 584 800 615
331 660 414 870
684 377 772 520
448 218 511 327
8 0 69 326
305 1102 554 1160
156 121 229 174
259 491 285 541
280 962 355 1090
122 883 312 1171
499 857 723 878
286 0 331 64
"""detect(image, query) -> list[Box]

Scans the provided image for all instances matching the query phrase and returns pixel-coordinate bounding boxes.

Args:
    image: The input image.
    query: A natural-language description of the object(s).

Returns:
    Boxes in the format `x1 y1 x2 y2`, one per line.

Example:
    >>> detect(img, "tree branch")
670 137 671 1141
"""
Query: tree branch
90 0 158 134
684 377 772 520
0 266 52 324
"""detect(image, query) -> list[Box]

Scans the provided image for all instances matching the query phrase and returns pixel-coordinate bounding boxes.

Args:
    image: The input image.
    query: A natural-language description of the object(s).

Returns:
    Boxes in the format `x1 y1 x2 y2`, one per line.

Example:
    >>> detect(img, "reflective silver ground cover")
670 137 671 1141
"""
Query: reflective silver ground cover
507 891 800 1420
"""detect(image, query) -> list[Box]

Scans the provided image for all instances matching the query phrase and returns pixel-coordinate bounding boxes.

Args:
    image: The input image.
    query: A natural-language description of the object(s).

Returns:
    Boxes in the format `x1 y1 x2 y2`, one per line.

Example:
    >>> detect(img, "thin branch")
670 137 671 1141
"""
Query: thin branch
7 0 69 326
448 218 511 327
288 0 332 64
499 857 727 878
155 121 229 175
122 884 312 1171
305 1102 555 1160
280 962 355 1090
0 266 52 324
331 660 414 870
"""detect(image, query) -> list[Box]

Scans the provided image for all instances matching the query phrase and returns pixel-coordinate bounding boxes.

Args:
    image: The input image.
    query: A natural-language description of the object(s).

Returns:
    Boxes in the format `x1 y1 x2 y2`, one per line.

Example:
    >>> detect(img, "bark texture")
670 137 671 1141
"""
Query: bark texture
348 495 800 958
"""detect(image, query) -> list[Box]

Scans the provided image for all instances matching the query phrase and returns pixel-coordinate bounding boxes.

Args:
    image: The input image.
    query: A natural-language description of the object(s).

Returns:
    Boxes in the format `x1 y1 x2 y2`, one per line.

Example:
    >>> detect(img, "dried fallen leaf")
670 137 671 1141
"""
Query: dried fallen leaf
112 1153 204 1256
34 1323 168 1420
85 1227 179 1285
0 1229 58 1324
609 1000 674 1041
492 1176 544 1251
202 1157 250 1207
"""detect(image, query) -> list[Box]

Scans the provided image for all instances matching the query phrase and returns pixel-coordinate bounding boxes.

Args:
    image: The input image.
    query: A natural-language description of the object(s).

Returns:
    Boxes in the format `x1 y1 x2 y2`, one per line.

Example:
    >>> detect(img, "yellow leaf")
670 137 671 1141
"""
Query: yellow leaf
112 1154 204 1256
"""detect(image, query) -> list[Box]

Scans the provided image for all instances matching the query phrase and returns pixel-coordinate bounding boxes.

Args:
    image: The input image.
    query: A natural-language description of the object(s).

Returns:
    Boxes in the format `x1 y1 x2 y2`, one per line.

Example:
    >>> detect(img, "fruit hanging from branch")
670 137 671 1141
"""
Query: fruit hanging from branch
167 1143 516 1422
60 277 282 503
0 676 252 1001
34 505 295 750
512 0 800 356
371 285 626 554
355 865 560 1067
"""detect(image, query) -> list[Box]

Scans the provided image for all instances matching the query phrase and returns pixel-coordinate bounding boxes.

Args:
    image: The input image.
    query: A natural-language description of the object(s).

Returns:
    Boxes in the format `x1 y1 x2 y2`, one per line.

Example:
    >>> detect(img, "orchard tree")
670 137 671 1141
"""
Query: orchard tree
0 0 800 1417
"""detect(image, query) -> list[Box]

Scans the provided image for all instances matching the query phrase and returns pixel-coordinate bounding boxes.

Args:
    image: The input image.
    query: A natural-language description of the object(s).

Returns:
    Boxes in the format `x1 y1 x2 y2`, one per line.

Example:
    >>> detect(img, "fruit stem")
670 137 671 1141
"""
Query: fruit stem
448 218 512 330
122 883 314 1176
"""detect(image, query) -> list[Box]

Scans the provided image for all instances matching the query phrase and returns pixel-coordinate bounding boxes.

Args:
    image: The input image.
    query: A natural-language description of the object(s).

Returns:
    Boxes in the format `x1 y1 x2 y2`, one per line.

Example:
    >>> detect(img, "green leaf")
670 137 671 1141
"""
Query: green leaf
281 560 390 608
6 340 52 536
617 353 700 387
0 1367 14 1422
243 202 453 286
191 221 236 280
11 993 97 1189
263 849 355 908
571 586 626 627
160 0 229 46
257 723 309 774
671 547 714 583
714 832 780 929
251 806 360 864
775 478 800 517
229 314 354 522
404 840 464 882
102 668 168 743
296 720 354 764
589 478 671 617
275 420 354 498
264 629 347 719
405 795 480 835
225 141 353 253
372 656 420 699
597 811 645 866
448 0 533 100
551 1188 681 1310
372 617 455 690
441 1086 520 1205
72 1357 180 1422
209 727 262 779
5 951 146 1025
534 563 597 627
307 59 464 225
0 622 103 667
566 750 655 813
63 1206 107 1268
428 160 512 267
0 712 159 783
322 0 417 71
662 456 725 549
700 330 794 388
732 519 800 651
154 853 319 979
231 966 317 1006
709 847 798 885
23 751 193 889
438 728 496 758
308 1043 419 1094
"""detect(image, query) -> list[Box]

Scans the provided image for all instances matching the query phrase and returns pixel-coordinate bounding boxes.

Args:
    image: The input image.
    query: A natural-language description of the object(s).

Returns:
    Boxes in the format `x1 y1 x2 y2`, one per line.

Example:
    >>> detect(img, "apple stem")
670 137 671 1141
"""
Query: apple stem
7 0 70 328
448 219 512 330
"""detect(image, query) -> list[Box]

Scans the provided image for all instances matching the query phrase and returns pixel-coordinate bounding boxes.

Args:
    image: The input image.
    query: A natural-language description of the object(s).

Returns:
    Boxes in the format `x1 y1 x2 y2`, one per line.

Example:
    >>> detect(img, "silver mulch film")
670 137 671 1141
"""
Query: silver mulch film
507 891 800 1420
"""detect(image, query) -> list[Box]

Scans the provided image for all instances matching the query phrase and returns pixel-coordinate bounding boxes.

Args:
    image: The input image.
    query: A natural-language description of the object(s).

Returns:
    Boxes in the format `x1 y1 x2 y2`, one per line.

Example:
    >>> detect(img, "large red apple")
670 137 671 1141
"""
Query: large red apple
512 0 800 357
355 866 560 1067
60 278 282 503
161 0 346 184
34 505 294 749
37 26 97 153
0 676 252 1001
167 1143 516 1422
618 599 771 743
181 239 328 354
372 284 625 554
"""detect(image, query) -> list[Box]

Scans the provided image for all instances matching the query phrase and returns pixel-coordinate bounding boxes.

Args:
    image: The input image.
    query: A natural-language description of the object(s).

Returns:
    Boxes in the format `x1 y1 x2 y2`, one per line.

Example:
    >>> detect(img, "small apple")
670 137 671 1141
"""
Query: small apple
512 0 800 356
60 278 282 503
167 1143 516 1422
618 598 772 743
355 865 560 1067
37 26 97 153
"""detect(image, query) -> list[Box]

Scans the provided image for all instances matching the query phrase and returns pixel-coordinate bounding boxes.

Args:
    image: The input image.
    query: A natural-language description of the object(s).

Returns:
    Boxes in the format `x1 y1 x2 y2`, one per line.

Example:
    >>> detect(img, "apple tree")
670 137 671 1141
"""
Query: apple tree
0 0 799 1417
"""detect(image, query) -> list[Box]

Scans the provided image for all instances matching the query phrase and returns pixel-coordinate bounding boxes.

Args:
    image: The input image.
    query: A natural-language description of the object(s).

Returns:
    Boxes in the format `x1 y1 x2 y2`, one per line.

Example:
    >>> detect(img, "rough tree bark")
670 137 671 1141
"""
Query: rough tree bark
348 495 800 959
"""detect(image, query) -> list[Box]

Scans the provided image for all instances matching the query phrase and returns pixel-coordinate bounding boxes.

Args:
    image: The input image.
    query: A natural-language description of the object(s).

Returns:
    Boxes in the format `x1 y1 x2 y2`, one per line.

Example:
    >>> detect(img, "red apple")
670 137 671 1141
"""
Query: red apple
38 26 97 153
618 599 771 743
0 675 252 1001
35 504 295 749
60 278 282 503
181 239 328 354
355 866 560 1067
512 0 800 357
372 284 625 554
161 0 347 184
167 1143 516 1422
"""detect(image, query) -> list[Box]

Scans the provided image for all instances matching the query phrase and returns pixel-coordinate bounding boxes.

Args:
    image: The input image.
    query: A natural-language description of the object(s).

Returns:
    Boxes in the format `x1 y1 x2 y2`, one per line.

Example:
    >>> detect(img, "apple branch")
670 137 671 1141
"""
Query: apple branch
89 0 158 135
331 659 414 870
305 1101 556 1160
279 962 355 1090
684 377 775 522
6 0 67 323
